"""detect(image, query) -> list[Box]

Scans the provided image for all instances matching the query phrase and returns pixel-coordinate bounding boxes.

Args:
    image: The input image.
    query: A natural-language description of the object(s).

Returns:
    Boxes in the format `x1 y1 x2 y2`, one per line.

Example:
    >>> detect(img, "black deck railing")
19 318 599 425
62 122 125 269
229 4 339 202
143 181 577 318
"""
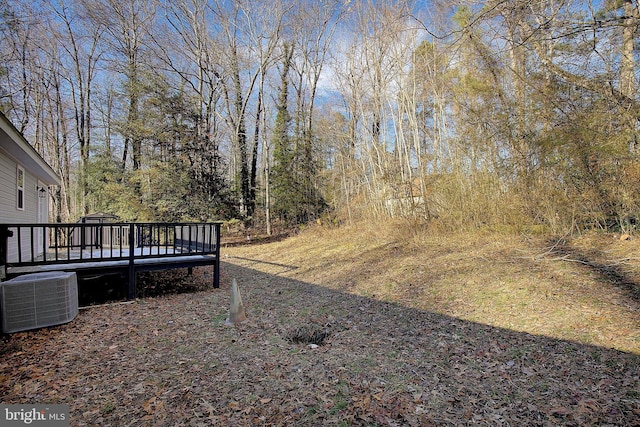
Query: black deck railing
0 222 221 298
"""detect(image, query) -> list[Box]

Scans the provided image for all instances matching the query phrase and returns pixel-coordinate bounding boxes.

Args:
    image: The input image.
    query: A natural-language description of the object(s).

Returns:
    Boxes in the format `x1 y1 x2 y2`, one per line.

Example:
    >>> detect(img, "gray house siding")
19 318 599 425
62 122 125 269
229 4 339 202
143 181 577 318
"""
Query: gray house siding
0 112 60 266
0 154 15 218
0 154 37 223
0 149 48 263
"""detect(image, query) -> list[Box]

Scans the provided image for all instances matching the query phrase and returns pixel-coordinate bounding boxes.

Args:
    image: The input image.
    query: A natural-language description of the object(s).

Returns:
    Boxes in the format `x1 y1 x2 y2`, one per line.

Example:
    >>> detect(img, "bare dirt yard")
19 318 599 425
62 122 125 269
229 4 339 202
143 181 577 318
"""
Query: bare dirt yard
1 223 640 425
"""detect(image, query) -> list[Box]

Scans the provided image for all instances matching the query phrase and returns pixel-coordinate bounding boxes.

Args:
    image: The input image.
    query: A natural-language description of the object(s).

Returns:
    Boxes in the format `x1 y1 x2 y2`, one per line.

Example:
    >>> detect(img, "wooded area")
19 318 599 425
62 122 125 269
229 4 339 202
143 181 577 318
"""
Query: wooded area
1 0 639 234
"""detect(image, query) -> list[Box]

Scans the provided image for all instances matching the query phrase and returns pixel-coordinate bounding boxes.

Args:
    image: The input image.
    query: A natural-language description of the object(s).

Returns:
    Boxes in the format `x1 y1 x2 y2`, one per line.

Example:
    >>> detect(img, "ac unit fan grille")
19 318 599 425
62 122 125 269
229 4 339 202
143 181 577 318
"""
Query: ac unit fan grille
1 272 78 333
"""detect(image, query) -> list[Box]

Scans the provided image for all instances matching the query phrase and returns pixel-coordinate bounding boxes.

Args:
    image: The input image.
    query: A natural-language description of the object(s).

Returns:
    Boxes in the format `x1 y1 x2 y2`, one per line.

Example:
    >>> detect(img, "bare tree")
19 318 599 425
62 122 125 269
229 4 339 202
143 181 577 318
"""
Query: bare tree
287 0 342 222
209 0 288 220
83 0 156 173
158 0 228 214
47 0 104 215
0 1 40 132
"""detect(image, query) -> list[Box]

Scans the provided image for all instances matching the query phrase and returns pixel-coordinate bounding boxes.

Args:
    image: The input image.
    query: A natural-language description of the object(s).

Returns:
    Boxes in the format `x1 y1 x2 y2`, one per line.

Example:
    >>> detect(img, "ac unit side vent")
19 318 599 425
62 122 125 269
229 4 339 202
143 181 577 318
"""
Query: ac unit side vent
1 271 78 333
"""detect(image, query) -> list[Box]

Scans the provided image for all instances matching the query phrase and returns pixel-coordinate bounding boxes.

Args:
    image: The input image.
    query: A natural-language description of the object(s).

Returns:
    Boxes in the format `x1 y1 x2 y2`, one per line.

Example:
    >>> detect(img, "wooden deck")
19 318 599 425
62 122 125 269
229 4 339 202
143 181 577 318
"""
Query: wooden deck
0 222 221 299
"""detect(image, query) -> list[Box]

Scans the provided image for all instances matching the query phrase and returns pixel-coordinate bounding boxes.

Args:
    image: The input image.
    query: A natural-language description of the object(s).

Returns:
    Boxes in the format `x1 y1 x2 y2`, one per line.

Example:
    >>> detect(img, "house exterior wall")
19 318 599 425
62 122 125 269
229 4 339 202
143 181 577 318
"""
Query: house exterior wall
0 151 41 223
0 112 59 278
0 150 48 263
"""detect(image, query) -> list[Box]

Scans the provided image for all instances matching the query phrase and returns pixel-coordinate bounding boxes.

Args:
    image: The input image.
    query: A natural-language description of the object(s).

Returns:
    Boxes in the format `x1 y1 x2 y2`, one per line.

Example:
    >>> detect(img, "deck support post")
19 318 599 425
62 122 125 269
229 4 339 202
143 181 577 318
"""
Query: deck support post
127 223 136 299
213 223 220 289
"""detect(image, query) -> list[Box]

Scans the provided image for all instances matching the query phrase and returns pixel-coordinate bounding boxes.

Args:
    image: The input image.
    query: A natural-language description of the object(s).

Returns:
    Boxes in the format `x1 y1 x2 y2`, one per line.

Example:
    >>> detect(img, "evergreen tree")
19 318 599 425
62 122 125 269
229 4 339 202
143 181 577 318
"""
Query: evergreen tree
271 42 297 223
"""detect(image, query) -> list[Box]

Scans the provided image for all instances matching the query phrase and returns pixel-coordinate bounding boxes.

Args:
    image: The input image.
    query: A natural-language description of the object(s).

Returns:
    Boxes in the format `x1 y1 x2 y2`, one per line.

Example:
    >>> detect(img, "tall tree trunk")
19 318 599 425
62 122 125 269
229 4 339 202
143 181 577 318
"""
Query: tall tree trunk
54 77 72 221
621 0 638 151
620 0 637 99
232 51 250 217
250 83 262 221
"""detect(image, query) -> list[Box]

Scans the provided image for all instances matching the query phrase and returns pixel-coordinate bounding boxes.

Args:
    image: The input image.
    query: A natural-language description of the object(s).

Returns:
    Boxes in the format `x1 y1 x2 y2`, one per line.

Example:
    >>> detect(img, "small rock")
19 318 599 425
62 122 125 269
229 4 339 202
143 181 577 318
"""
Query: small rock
308 344 319 349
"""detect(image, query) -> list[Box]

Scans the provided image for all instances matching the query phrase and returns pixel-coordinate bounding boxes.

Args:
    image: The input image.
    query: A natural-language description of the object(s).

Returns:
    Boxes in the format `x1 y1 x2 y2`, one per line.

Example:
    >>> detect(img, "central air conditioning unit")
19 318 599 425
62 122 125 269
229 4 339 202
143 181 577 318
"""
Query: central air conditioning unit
1 271 78 333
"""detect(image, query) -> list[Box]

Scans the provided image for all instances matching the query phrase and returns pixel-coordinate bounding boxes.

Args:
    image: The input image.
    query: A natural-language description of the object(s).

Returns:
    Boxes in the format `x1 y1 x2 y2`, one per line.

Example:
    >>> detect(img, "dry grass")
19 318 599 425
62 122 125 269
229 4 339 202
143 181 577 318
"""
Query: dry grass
225 221 640 354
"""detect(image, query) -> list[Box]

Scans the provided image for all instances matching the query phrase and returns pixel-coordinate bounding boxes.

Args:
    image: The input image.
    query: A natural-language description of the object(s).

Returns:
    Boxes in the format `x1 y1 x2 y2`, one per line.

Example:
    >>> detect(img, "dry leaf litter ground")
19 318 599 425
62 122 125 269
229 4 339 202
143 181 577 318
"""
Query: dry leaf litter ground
1 223 640 426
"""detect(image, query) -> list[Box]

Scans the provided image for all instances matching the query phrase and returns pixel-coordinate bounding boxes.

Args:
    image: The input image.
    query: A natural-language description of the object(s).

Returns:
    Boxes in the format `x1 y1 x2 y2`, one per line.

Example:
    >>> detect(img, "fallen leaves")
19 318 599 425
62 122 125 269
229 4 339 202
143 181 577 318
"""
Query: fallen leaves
0 261 639 426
